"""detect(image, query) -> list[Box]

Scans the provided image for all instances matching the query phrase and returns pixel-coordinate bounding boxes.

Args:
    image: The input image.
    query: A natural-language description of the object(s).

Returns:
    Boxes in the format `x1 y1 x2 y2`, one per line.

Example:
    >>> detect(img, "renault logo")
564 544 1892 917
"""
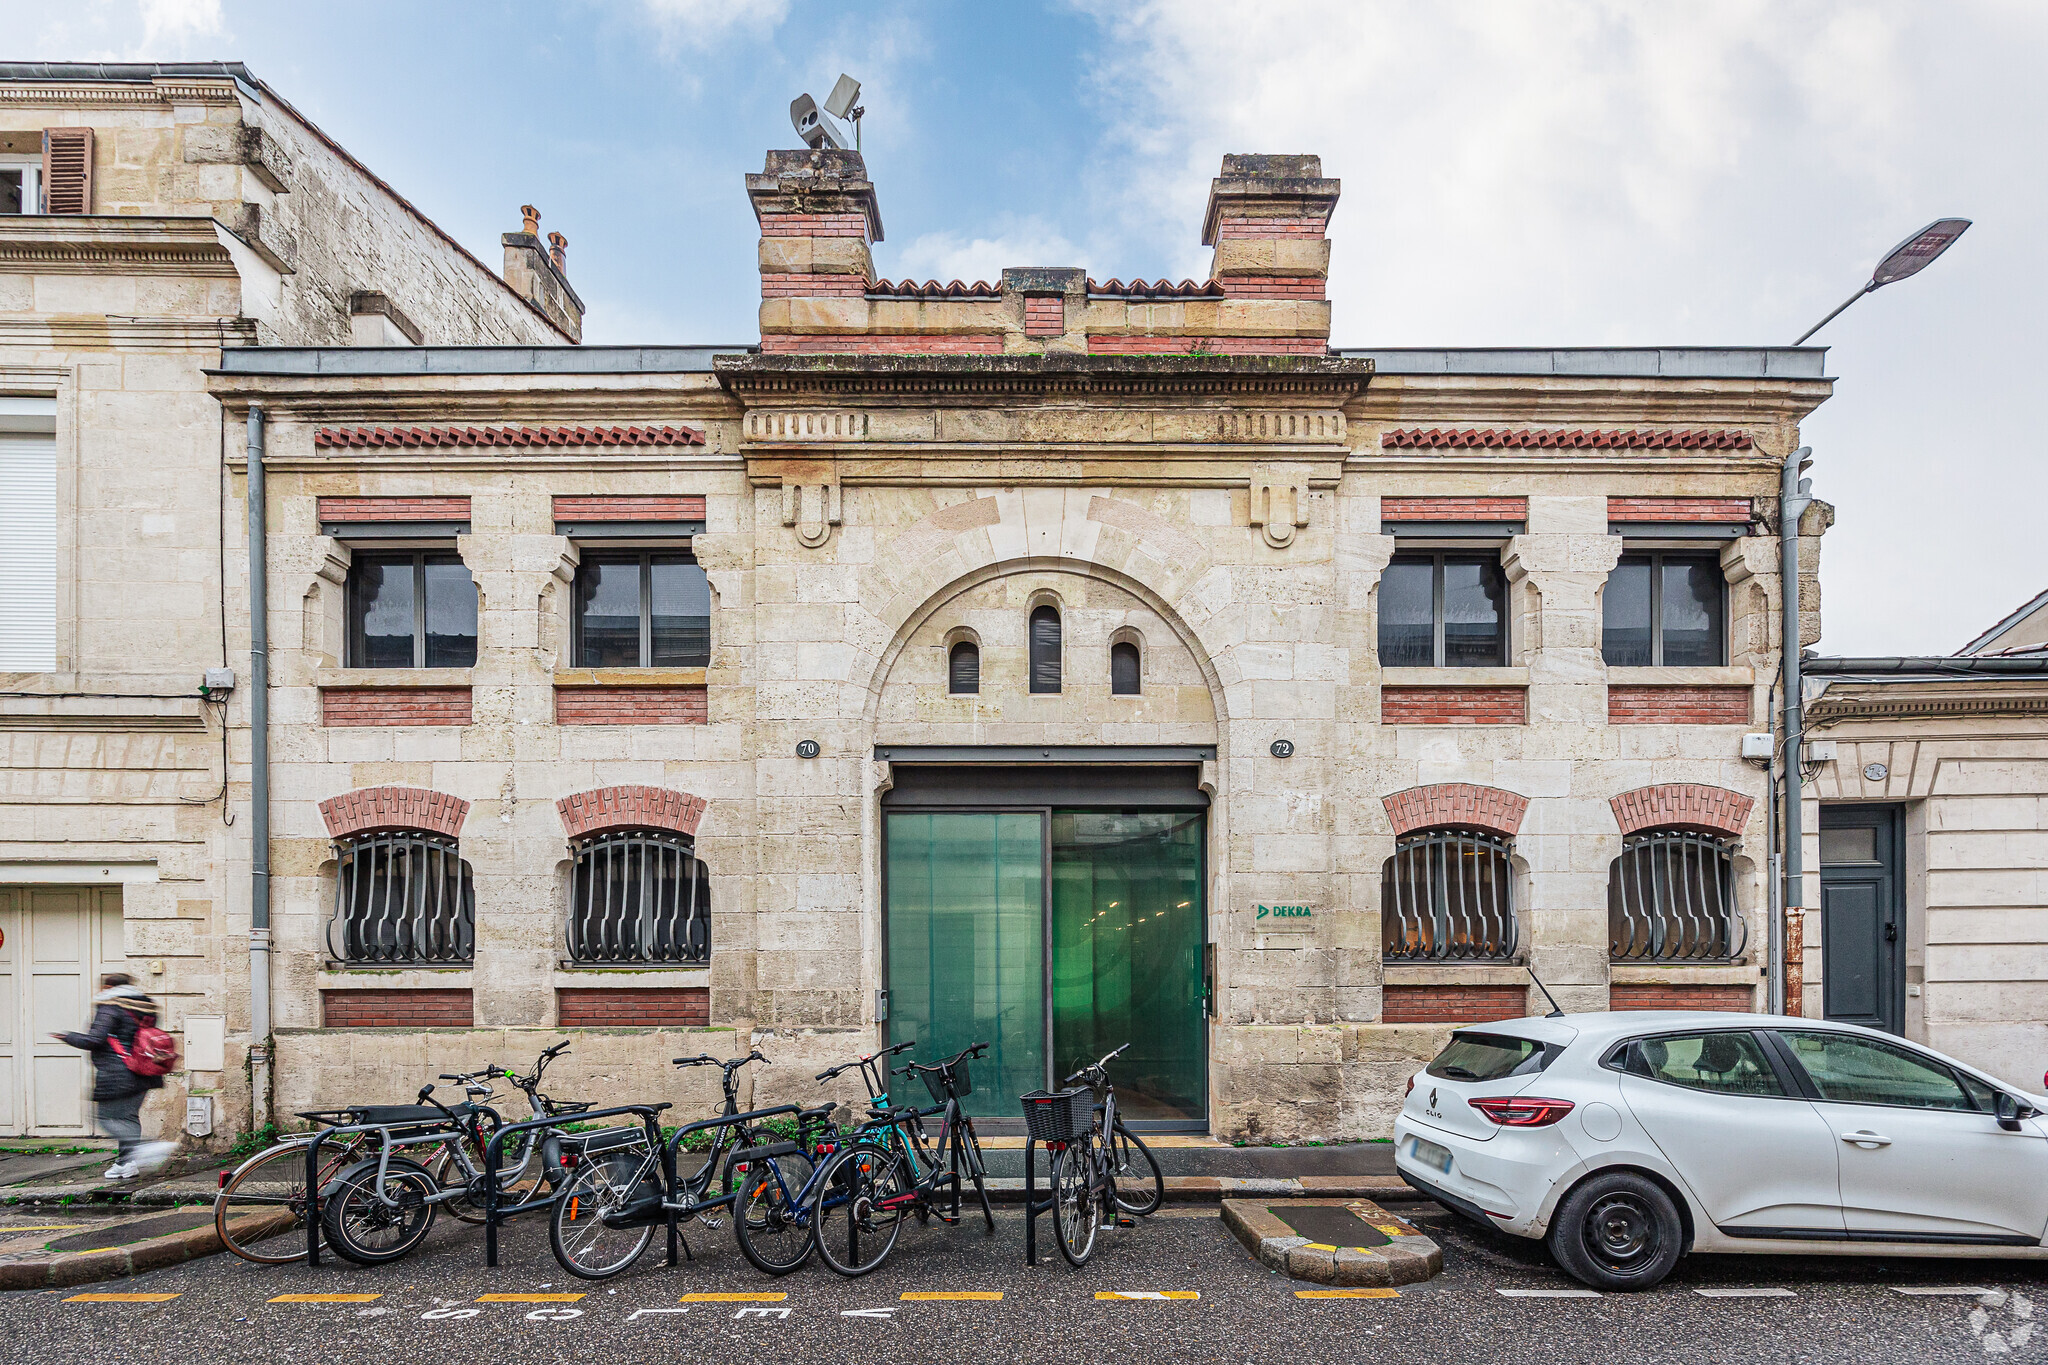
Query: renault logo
1430 1088 1438 1108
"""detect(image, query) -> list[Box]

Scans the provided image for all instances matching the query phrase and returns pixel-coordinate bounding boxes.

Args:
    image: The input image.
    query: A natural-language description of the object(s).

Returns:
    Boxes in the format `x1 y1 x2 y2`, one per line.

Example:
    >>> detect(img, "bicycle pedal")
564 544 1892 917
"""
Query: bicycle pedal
1115 1216 1137 1228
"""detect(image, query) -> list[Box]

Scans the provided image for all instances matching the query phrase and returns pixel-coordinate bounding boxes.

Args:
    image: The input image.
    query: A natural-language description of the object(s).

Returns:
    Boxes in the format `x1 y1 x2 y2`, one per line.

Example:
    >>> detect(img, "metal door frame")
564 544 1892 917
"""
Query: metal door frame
1819 803 1905 1035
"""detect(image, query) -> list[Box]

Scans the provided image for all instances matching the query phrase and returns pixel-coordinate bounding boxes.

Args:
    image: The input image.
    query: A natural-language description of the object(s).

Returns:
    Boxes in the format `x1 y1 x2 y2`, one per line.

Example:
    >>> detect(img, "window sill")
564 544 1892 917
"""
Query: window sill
1380 963 1528 987
1381 667 1529 687
317 667 474 689
1608 963 1754 984
319 966 473 990
553 965 709 989
552 669 708 687
1606 666 1754 686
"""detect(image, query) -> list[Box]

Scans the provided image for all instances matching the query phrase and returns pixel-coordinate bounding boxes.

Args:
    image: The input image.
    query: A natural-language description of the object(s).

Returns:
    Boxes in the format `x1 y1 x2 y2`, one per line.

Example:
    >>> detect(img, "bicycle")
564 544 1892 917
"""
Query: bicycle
806 1041 997 1277
426 1041 596 1223
1046 1043 1164 1267
547 1049 819 1280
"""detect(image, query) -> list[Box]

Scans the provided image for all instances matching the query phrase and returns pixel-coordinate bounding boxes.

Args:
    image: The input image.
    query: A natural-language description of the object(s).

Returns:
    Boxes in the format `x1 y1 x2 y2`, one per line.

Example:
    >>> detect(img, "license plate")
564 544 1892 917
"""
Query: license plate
1408 1136 1452 1175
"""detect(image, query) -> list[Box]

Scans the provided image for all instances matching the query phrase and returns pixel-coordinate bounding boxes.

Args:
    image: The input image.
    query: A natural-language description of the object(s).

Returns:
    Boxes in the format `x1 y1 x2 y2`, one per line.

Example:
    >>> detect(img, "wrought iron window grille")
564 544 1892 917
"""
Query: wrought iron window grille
328 831 475 965
1382 828 1519 962
566 829 711 965
1609 829 1746 962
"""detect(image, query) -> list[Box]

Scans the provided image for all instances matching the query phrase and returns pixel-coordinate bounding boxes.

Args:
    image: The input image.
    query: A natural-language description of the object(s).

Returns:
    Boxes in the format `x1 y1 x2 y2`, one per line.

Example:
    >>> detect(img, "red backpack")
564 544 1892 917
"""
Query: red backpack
110 1016 179 1078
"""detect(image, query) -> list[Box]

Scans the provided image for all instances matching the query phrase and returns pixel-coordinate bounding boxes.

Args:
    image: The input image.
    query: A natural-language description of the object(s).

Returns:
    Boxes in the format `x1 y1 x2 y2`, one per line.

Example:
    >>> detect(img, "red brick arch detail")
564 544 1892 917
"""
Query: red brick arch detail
1609 784 1754 838
319 786 470 839
1382 783 1530 838
557 786 708 841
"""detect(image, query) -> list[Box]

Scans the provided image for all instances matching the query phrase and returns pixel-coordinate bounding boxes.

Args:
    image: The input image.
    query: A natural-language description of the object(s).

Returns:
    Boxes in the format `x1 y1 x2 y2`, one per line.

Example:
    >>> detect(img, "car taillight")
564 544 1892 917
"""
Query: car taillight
1468 1096 1575 1127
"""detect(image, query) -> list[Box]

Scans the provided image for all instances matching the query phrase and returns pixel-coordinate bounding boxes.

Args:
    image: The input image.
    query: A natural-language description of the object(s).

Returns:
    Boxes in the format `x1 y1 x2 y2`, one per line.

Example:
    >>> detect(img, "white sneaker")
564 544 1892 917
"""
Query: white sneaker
101 1162 135 1180
126 1141 178 1176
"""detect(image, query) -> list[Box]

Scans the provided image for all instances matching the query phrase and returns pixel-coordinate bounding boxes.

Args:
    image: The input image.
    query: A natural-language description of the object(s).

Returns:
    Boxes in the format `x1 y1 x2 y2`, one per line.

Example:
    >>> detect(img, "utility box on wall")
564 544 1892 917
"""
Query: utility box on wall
185 1095 214 1137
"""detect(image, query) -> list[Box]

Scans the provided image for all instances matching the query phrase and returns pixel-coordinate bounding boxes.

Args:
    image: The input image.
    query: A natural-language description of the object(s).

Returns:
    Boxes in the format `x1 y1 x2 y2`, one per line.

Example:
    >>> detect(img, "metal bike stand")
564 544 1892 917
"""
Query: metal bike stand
1022 1137 1059 1266
482 1102 671 1268
304 1113 486 1267
657 1103 803 1265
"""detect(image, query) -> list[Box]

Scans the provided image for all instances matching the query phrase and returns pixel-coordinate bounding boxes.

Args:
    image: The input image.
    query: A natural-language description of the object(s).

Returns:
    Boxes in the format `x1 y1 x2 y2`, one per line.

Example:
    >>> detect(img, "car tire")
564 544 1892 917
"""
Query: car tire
1546 1171 1684 1291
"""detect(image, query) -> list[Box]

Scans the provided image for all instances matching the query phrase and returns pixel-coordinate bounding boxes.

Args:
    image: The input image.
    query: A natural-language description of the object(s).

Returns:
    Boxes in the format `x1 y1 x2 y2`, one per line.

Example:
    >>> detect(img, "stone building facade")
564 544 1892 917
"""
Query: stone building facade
0 62 579 1140
201 149 1834 1143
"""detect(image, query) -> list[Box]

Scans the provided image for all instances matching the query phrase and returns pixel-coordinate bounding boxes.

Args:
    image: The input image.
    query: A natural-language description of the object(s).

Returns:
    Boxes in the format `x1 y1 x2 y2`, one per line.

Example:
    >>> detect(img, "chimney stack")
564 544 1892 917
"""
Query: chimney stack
502 205 584 343
748 149 887 353
1202 154 1338 348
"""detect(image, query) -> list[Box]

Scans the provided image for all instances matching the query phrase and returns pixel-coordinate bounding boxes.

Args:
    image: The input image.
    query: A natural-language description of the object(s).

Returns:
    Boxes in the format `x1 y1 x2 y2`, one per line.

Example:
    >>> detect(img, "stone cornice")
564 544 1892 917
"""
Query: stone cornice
1808 678 2048 724
0 316 255 351
0 217 240 277
0 78 242 109
1357 372 1831 432
714 352 1375 405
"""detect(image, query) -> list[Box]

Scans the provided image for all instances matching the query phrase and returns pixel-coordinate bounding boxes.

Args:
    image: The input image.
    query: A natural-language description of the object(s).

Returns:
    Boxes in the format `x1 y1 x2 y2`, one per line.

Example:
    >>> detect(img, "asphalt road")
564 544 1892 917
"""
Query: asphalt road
3 1200 2042 1364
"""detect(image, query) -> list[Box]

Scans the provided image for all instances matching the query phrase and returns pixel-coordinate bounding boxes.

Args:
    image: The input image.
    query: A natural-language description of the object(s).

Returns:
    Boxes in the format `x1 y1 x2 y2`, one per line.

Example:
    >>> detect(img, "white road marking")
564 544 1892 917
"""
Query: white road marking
420 1307 481 1320
1497 1288 1603 1298
1695 1288 1797 1298
843 1308 898 1318
524 1308 584 1321
734 1306 792 1319
628 1308 690 1320
1894 1287 1997 1297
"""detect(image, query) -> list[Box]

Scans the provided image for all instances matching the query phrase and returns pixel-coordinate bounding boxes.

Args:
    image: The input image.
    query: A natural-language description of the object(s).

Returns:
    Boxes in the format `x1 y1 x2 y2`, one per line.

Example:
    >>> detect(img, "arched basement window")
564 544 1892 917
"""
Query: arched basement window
567 829 711 965
949 640 980 694
1382 829 1517 962
1609 830 1743 962
1110 641 1141 695
329 832 475 964
1029 605 1062 694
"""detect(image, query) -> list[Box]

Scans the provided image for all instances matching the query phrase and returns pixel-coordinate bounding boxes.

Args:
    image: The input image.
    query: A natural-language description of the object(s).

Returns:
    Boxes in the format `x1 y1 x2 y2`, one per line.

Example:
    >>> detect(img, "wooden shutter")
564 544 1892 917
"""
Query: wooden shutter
41 128 94 214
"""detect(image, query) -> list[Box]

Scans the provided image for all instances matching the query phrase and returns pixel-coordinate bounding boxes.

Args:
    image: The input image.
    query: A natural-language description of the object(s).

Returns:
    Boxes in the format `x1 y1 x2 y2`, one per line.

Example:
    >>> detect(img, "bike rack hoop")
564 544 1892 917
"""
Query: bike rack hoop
480 1102 673 1268
303 1115 469 1268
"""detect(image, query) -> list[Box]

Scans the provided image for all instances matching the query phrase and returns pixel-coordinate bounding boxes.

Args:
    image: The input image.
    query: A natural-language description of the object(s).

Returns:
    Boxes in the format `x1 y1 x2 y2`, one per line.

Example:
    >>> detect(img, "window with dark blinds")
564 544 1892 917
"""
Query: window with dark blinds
1109 641 1141 695
41 128 93 214
1029 606 1061 693
948 640 980 694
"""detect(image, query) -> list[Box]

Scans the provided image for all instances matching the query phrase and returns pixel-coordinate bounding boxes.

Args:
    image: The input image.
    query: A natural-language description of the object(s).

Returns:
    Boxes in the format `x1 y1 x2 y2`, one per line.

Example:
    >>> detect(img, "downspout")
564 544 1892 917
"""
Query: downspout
1777 445 1813 1016
246 404 272 1130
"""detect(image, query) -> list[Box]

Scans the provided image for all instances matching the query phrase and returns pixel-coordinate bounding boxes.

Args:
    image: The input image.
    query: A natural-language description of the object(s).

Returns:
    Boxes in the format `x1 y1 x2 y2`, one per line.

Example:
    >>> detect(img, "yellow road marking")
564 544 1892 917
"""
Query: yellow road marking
682 1292 786 1302
65 1293 180 1303
901 1291 1003 1300
1373 1225 1409 1237
1097 1290 1199 1300
271 1294 382 1304
475 1293 585 1303
1301 1242 1338 1251
77 1247 125 1254
1298 1288 1400 1299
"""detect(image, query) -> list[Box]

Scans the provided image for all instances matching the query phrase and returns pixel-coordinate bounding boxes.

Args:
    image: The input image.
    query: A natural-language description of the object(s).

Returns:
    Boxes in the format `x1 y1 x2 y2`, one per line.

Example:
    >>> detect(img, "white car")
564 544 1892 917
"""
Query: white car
1394 1010 2048 1290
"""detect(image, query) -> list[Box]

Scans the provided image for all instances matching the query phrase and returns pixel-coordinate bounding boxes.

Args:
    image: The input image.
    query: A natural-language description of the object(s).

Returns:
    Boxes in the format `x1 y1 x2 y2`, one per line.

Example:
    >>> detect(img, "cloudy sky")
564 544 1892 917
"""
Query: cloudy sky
17 0 2046 655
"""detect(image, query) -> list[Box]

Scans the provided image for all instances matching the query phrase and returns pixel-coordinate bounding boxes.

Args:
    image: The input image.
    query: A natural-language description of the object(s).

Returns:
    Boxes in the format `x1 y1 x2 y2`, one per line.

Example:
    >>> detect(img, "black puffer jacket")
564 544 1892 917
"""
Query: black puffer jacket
61 997 163 1101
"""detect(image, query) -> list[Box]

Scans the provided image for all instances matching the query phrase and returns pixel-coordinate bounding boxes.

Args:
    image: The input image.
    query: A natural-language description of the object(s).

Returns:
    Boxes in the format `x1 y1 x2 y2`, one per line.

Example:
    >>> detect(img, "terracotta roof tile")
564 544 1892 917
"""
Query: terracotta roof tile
1087 278 1226 298
316 424 705 450
865 278 1002 298
1381 428 1753 451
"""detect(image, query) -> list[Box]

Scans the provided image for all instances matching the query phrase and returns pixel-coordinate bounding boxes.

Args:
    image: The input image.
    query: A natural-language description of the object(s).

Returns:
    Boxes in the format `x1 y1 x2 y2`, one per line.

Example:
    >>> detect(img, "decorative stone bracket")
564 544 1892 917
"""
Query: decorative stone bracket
1249 471 1311 549
783 478 843 549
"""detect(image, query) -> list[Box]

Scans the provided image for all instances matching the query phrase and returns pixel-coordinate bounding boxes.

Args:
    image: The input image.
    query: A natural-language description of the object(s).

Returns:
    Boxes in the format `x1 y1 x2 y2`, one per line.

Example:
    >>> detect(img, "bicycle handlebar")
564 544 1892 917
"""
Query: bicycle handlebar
1064 1041 1131 1085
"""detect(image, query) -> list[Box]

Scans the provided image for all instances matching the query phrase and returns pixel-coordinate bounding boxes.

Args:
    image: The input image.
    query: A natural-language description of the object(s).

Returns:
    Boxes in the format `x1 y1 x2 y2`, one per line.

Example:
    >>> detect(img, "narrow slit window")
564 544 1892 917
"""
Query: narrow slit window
1109 641 1141 695
1029 605 1062 694
949 640 980 694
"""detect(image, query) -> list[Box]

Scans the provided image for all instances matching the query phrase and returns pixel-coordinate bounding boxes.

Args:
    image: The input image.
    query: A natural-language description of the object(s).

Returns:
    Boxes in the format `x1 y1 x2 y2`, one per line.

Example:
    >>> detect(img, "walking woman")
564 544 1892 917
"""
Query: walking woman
57 973 175 1180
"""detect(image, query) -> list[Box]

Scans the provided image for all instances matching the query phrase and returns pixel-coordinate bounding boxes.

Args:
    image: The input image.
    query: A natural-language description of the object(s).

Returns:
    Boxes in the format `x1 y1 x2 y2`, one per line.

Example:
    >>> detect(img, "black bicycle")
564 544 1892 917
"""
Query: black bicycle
1049 1043 1164 1266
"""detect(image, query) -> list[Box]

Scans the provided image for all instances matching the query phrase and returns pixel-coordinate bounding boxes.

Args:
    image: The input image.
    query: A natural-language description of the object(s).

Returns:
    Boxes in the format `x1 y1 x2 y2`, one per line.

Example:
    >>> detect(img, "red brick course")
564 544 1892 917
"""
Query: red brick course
1609 984 1755 1013
1380 496 1528 522
1606 497 1756 524
759 334 1004 354
1085 335 1329 355
1382 687 1527 726
317 426 703 450
758 212 870 239
322 688 473 727
1381 985 1528 1025
319 786 470 839
557 785 709 840
1382 428 1753 451
557 987 709 1028
1220 276 1328 298
1383 784 1530 838
1213 216 1329 239
554 686 707 726
1023 296 1065 336
323 989 474 1028
760 273 869 296
551 495 706 523
316 496 471 523
1607 685 1752 726
1609 783 1755 837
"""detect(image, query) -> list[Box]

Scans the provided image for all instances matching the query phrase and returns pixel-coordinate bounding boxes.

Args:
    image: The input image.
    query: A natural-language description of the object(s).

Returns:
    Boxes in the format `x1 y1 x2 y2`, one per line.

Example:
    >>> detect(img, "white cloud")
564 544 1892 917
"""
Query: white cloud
636 0 790 52
885 222 1082 287
137 0 225 52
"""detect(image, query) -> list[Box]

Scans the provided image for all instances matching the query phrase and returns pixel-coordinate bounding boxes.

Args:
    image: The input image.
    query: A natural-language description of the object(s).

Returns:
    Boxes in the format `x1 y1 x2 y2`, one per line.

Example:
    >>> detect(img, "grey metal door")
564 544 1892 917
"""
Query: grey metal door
1819 804 1904 1034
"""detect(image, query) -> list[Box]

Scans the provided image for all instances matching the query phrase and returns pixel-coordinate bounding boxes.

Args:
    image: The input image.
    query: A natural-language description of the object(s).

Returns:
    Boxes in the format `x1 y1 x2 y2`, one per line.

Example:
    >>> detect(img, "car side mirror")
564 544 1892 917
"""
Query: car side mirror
1996 1091 2030 1132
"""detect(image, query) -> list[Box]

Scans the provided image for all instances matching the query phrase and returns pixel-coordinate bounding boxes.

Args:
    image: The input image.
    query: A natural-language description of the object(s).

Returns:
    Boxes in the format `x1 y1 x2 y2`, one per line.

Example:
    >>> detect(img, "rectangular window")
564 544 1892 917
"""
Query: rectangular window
346 552 478 668
574 552 710 668
0 427 57 671
1603 551 1726 666
1379 552 1507 667
0 159 41 214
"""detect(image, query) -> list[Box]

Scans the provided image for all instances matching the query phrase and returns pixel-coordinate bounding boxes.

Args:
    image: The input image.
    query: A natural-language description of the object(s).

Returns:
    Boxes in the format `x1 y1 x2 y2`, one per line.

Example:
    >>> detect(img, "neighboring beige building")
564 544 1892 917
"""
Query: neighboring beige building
200 149 1834 1145
0 61 581 1141
1803 600 2048 1087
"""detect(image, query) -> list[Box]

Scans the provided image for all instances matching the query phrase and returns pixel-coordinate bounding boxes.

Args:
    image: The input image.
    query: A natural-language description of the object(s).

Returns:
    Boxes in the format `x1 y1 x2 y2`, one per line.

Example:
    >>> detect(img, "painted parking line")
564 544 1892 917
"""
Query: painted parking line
1097 1291 1200 1300
682 1292 786 1302
64 1293 180 1303
1498 1288 1602 1298
901 1291 1003 1301
1297 1288 1400 1299
1892 1286 1995 1297
1696 1288 1797 1299
475 1293 586 1303
271 1294 383 1304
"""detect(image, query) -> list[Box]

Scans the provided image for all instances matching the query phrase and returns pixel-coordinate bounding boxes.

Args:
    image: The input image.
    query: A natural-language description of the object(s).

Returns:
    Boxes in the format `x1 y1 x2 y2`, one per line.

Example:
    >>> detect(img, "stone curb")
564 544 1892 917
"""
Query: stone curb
981 1176 1415 1204
0 1217 231 1291
1220 1197 1443 1287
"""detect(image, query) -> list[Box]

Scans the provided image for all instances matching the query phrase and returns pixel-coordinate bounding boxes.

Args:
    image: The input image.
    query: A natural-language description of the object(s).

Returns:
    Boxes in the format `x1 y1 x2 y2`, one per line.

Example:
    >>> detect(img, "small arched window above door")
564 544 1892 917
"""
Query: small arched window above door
1109 640 1141 695
948 639 980 694
1029 605 1061 694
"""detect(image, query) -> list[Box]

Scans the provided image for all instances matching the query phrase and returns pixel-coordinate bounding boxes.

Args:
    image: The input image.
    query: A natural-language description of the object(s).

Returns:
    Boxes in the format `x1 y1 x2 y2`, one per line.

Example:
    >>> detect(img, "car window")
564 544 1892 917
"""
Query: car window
1634 1032 1783 1097
1426 1032 1551 1082
1781 1031 1973 1110
1954 1070 1999 1112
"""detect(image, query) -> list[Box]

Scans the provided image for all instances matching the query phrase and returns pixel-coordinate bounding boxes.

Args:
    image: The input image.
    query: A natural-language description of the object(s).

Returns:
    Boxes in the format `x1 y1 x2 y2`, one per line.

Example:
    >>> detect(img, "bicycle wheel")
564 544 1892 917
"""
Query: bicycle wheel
319 1156 439 1265
550 1148 658 1281
1109 1121 1164 1217
215 1138 354 1264
811 1144 908 1278
731 1152 817 1275
429 1133 547 1224
1051 1143 1099 1268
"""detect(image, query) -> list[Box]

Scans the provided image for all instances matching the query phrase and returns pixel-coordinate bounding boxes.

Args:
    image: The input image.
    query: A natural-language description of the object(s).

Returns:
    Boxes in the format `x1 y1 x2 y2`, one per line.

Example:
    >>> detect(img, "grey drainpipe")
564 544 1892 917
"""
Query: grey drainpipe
1778 446 1813 1016
246 405 272 1130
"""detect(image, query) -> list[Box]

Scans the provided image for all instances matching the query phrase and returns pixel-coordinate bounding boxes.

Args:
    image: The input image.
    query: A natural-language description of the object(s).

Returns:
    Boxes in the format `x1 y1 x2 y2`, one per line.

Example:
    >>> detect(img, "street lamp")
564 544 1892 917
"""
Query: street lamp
1794 218 1971 344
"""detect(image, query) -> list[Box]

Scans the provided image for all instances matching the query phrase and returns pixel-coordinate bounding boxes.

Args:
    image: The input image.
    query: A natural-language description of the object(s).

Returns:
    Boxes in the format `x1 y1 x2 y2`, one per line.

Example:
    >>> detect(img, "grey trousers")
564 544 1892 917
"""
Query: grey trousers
97 1090 146 1160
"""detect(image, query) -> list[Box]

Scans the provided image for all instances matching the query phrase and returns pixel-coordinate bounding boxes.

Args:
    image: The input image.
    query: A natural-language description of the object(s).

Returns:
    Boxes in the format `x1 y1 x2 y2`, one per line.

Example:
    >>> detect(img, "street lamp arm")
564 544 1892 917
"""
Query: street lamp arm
1794 281 1874 346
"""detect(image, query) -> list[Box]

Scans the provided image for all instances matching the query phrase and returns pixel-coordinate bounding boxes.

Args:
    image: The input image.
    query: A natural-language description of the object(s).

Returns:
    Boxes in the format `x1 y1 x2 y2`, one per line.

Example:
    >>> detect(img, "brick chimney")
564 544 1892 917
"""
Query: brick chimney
748 149 888 353
1201 154 1338 348
502 205 585 343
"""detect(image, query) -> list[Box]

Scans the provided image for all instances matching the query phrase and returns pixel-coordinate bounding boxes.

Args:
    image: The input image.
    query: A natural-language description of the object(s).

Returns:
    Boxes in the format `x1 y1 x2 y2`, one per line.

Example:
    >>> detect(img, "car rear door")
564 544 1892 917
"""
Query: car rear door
1614 1029 1845 1236
1772 1029 2048 1244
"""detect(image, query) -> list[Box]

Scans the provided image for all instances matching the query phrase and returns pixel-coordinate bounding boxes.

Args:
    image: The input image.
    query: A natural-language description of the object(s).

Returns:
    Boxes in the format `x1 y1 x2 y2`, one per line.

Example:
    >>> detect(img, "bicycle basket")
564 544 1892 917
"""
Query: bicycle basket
923 1059 972 1105
1020 1087 1093 1142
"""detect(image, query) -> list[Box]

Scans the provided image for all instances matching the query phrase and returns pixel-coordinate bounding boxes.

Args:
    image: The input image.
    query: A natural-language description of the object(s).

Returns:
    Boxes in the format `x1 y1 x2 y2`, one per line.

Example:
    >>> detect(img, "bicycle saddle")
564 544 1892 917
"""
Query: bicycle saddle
797 1103 835 1124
